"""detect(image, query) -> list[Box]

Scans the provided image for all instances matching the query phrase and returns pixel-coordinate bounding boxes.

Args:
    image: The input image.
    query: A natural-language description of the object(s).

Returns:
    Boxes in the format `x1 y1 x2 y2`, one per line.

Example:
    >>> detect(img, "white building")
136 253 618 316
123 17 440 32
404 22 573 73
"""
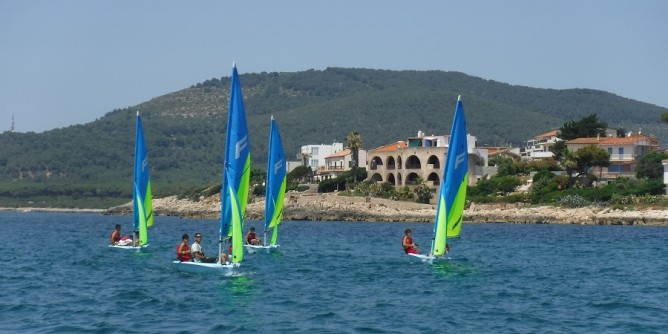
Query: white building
299 142 344 170
520 130 560 160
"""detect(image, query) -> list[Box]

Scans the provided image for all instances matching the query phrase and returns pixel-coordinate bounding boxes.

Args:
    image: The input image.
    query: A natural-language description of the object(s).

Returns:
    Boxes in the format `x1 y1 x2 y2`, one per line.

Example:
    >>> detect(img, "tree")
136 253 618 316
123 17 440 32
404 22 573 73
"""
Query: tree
562 145 610 187
298 152 311 167
661 111 668 123
550 140 567 162
559 114 608 140
346 130 363 183
636 151 668 180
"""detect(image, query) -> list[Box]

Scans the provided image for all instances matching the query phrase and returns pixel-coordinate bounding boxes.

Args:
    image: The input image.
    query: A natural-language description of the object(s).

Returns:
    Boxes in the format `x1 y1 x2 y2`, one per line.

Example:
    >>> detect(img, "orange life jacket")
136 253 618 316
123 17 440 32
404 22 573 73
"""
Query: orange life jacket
176 243 191 262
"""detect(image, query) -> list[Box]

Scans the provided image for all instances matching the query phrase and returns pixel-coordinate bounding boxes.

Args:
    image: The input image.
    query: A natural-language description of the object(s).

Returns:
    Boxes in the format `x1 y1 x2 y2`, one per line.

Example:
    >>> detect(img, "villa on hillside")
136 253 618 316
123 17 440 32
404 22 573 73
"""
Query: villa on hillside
317 148 368 180
566 132 659 180
520 130 561 160
366 131 494 194
299 142 344 171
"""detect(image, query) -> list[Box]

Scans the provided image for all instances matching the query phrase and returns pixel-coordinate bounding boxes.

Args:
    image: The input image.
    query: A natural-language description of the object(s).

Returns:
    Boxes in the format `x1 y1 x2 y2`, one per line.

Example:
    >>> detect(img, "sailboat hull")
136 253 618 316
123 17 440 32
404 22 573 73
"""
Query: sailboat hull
406 253 450 264
172 261 239 274
108 244 149 251
244 244 280 254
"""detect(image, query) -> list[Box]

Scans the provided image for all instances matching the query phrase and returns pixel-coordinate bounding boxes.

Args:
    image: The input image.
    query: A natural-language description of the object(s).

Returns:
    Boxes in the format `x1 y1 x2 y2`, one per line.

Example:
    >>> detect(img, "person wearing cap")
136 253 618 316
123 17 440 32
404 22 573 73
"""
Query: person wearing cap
245 226 261 245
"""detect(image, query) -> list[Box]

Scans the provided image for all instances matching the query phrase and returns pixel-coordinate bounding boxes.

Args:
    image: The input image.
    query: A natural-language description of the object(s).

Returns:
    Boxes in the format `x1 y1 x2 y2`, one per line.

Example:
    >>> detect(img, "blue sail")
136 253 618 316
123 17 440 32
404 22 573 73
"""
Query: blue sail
133 112 153 246
221 63 251 239
431 96 468 256
264 116 287 246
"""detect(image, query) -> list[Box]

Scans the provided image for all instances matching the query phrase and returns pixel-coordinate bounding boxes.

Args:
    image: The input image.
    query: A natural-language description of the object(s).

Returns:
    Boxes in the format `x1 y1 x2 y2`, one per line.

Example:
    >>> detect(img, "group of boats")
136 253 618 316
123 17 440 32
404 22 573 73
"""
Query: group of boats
110 63 469 271
110 63 287 273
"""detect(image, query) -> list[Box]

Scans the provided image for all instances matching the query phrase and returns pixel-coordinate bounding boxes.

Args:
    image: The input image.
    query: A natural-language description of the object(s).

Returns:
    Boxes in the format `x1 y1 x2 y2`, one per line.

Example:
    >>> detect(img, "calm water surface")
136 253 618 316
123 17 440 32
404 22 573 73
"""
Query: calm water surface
1 212 667 333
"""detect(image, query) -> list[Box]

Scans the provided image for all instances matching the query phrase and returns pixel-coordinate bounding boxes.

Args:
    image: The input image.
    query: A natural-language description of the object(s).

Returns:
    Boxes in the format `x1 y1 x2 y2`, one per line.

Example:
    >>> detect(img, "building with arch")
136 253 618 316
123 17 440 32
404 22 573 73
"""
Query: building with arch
366 131 490 194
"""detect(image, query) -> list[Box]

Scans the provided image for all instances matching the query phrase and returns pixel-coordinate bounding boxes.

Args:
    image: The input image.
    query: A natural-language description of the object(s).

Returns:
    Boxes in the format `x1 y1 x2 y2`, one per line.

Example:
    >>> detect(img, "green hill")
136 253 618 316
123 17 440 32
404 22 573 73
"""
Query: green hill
0 68 665 208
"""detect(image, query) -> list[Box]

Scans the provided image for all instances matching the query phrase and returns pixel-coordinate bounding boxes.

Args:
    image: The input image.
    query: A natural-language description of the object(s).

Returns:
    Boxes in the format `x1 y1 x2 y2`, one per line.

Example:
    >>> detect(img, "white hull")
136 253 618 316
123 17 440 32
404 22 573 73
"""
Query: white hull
407 253 450 264
172 260 240 274
109 244 148 251
244 244 280 254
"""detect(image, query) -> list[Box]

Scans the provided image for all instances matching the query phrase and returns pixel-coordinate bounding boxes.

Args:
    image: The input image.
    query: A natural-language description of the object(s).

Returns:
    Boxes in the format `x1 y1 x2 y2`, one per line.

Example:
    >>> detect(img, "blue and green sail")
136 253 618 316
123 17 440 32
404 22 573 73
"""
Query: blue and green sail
224 169 244 264
431 96 468 257
133 112 154 247
221 63 251 239
264 116 287 246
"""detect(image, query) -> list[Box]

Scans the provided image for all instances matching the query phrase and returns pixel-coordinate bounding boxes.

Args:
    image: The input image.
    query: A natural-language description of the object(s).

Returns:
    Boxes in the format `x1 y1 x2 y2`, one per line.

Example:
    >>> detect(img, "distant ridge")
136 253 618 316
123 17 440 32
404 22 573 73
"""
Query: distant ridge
0 68 665 201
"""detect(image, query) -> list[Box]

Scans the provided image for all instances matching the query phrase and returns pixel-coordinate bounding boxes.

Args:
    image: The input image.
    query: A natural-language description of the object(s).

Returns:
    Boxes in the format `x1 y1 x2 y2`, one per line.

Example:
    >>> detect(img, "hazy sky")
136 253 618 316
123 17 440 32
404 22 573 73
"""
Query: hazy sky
1 0 666 133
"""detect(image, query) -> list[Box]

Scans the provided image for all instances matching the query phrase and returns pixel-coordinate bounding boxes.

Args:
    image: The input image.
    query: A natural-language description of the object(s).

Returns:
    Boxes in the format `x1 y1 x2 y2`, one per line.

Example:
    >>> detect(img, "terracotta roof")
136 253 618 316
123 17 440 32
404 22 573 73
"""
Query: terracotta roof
566 138 602 145
535 130 559 139
598 135 652 145
567 135 655 146
369 141 407 153
325 148 351 158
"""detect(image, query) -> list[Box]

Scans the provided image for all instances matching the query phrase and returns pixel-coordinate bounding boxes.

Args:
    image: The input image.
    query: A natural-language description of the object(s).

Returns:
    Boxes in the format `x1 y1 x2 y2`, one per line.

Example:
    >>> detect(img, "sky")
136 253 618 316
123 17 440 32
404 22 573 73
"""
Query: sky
1 0 667 133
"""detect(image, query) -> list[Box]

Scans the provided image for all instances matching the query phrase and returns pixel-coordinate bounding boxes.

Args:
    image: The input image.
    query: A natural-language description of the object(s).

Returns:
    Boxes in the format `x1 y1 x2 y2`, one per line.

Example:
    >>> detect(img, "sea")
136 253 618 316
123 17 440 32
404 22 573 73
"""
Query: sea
1 212 667 333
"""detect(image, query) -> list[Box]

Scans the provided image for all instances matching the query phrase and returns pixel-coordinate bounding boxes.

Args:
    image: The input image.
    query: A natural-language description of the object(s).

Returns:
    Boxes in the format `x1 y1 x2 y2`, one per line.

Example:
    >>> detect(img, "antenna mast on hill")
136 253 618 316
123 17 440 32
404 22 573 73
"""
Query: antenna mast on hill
11 114 14 132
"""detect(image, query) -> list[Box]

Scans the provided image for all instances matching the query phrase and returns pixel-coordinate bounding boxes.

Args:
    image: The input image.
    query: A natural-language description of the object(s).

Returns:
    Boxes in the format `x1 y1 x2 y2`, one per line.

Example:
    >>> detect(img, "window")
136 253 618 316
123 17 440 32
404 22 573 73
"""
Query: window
310 159 319 168
608 165 622 173
618 147 624 155
607 148 612 154
311 147 319 155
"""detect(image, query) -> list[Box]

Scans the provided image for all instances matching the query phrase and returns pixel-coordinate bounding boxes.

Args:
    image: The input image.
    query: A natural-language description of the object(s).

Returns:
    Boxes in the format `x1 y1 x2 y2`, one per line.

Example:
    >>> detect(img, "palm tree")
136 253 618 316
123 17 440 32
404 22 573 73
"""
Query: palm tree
346 130 363 183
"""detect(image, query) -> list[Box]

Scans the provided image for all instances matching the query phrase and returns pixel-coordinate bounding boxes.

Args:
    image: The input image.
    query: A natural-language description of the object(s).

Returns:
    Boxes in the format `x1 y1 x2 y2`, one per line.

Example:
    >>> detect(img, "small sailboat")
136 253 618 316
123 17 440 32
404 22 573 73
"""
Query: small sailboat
173 170 244 272
173 63 249 272
408 95 468 263
246 116 286 253
110 111 154 250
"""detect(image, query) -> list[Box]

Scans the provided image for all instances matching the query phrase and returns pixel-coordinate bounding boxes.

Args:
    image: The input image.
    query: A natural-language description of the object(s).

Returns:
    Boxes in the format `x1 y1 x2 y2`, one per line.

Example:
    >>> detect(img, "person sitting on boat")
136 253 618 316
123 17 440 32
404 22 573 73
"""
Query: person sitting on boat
402 228 420 254
110 224 122 245
176 233 191 262
191 233 216 263
191 233 228 264
245 227 261 245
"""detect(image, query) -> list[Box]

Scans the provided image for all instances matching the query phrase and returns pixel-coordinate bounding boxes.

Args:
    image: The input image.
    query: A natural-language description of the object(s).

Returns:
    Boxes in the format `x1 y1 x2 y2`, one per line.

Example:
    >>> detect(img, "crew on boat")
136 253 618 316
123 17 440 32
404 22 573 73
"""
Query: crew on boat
245 226 261 245
176 233 191 262
402 228 420 254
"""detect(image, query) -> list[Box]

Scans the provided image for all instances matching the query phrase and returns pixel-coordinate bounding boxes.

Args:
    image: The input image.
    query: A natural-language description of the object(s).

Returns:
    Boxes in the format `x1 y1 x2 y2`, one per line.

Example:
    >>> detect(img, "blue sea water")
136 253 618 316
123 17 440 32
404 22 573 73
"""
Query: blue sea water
1 212 667 333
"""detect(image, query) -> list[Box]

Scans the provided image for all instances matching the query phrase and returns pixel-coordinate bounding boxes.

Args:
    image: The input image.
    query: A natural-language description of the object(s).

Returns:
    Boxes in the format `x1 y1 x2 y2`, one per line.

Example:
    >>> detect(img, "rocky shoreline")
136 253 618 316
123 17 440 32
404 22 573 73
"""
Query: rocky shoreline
101 192 668 226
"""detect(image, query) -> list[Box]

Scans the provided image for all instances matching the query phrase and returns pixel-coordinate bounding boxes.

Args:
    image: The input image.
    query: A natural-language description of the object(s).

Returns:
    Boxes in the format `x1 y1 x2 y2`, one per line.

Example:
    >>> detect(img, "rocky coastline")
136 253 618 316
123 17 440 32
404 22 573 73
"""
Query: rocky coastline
102 192 668 226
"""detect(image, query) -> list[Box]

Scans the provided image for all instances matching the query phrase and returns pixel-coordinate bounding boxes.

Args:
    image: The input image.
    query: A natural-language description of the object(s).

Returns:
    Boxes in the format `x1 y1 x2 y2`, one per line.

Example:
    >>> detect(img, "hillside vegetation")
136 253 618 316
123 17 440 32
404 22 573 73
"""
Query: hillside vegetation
0 68 665 208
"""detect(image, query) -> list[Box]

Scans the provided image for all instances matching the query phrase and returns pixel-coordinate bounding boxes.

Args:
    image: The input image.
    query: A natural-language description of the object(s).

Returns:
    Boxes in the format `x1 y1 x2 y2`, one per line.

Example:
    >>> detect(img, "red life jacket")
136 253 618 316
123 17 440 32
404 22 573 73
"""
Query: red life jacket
111 230 121 243
176 243 191 262
403 235 413 253
246 231 256 244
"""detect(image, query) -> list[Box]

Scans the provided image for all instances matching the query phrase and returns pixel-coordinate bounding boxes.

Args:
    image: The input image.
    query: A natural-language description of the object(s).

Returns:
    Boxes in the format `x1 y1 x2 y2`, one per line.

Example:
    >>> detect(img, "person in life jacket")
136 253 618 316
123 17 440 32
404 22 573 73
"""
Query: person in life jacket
110 224 122 245
176 233 191 262
402 228 420 254
245 226 261 245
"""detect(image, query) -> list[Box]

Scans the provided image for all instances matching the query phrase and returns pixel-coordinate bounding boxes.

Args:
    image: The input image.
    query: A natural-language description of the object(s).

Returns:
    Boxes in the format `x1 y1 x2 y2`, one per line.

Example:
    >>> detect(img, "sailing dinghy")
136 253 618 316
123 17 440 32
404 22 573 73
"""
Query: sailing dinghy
246 116 286 254
173 63 249 272
408 96 468 264
110 112 154 250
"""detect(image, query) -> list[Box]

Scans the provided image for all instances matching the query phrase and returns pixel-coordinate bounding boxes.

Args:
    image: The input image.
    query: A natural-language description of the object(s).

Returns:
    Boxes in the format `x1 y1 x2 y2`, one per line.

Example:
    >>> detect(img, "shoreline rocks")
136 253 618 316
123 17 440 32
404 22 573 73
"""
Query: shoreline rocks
104 192 668 226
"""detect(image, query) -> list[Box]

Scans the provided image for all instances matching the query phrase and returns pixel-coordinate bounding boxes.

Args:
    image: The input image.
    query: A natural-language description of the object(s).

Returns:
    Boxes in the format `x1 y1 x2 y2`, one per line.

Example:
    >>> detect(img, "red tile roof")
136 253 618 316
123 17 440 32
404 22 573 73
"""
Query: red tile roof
325 148 351 158
535 130 559 139
369 141 407 153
